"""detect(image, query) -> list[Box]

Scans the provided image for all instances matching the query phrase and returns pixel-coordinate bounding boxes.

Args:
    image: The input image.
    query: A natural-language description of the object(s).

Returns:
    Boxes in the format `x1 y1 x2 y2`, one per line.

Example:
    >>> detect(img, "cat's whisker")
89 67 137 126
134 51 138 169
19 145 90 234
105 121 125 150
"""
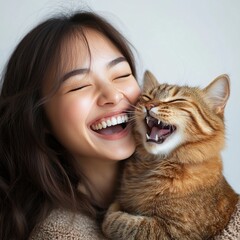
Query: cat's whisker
128 116 141 123
127 118 137 125
122 99 142 112
127 115 136 120
127 122 135 128
124 110 135 115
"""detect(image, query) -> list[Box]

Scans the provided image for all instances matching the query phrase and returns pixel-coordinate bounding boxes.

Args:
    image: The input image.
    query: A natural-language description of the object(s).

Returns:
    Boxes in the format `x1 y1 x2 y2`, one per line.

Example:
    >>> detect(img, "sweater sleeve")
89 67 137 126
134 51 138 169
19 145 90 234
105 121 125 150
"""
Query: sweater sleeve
214 197 240 240
29 209 107 240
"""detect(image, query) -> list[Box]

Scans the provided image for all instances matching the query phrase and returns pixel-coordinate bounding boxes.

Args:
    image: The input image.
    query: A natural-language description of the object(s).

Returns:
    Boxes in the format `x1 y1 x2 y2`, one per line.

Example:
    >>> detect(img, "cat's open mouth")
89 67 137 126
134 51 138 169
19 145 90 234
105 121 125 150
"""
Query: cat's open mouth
145 115 176 144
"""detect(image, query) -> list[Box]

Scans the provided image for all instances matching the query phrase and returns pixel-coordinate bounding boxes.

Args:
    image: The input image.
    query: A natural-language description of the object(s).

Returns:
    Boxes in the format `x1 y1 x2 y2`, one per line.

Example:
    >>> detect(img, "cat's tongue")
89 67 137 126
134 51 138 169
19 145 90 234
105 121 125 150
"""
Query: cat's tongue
97 125 123 135
149 126 170 140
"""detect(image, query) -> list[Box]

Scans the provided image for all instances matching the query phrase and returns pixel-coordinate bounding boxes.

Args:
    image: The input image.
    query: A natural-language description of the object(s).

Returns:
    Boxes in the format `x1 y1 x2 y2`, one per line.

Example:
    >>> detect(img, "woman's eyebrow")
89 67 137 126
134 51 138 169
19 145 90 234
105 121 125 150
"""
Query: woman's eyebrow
107 56 127 69
61 57 127 82
62 68 89 82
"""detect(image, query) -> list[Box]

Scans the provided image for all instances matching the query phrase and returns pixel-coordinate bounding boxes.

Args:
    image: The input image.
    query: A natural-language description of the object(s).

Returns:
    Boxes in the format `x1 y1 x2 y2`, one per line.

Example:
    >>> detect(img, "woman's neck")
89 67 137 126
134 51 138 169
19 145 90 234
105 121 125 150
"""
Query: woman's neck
77 158 120 209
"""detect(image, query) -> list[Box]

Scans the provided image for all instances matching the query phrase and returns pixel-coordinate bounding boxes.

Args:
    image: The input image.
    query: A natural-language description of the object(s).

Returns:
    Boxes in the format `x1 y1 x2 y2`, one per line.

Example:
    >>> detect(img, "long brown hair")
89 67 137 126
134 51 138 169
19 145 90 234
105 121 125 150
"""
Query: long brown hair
0 11 137 240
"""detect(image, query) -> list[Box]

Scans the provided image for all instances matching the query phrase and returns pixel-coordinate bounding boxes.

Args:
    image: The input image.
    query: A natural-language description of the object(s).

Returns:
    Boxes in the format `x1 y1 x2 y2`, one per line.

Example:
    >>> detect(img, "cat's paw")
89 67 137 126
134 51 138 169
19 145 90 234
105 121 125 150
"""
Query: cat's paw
102 203 123 238
108 202 121 213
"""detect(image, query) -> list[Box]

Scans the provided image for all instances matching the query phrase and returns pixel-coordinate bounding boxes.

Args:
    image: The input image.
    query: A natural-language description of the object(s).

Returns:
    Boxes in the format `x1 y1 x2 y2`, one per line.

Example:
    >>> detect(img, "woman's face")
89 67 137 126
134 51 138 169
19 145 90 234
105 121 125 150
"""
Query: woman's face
44 29 141 163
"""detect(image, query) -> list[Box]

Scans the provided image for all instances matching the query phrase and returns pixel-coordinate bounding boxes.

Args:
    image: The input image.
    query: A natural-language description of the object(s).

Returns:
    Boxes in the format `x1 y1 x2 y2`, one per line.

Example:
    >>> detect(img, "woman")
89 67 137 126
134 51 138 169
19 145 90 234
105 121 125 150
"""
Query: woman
0 10 239 240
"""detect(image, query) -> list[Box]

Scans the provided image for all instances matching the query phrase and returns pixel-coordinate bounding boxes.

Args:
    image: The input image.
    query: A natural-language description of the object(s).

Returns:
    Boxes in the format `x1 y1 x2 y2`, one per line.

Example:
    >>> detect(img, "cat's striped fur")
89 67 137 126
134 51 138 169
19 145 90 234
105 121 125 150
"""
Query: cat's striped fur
102 71 238 240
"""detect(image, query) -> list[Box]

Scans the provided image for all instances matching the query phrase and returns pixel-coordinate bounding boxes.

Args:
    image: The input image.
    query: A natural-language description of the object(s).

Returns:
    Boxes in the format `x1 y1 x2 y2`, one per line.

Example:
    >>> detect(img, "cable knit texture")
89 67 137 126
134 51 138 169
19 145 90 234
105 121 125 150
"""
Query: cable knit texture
30 197 240 239
215 197 240 240
29 209 107 240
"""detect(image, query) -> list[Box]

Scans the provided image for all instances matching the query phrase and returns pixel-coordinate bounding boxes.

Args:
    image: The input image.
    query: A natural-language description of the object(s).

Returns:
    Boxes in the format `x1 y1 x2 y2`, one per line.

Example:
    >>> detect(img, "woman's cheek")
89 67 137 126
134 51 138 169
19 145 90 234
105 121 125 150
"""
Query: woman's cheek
124 80 141 103
61 96 91 124
49 94 90 135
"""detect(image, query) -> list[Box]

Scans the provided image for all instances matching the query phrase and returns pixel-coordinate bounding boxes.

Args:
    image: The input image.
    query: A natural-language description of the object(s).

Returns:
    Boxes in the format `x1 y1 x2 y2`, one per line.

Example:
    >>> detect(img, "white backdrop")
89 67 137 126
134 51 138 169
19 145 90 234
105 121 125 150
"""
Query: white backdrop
0 0 239 193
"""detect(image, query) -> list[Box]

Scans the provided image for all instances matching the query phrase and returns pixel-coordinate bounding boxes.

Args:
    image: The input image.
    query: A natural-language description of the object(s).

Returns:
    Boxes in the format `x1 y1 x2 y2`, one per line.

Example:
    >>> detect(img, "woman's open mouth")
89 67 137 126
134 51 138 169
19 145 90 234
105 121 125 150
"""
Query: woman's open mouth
145 115 176 144
90 113 129 136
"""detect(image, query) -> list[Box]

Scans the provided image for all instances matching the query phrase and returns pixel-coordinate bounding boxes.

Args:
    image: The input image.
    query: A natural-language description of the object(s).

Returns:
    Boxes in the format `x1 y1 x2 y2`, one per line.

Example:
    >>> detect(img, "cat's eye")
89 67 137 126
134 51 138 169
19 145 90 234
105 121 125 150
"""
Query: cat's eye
141 94 152 101
167 98 188 103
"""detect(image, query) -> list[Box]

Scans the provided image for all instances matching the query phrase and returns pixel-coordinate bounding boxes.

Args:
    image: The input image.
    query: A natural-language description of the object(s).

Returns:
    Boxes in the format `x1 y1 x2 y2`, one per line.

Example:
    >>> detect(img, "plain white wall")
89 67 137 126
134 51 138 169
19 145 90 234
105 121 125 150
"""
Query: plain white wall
0 0 239 193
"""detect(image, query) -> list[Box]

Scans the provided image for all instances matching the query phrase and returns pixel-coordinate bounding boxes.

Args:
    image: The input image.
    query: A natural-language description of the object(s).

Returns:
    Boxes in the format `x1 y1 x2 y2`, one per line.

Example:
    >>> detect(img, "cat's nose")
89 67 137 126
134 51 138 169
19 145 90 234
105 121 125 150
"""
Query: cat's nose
145 102 158 111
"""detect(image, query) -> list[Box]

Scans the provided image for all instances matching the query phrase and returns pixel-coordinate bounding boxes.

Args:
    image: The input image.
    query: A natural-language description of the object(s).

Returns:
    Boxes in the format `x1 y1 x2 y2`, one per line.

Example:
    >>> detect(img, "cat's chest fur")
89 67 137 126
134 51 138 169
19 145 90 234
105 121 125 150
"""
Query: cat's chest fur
118 155 182 214
118 157 164 215
118 153 225 216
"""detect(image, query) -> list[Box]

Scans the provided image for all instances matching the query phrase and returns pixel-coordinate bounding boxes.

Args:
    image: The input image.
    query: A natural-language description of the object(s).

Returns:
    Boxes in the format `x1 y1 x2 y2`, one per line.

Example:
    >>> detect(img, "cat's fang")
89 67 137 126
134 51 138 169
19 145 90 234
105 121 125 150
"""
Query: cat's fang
146 133 150 140
146 117 150 124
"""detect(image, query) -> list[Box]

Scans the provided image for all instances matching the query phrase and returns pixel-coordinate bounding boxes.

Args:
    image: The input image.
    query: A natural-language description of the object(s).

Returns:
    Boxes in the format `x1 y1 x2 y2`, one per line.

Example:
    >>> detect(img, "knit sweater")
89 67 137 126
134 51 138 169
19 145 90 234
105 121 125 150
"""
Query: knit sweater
30 198 240 239
29 209 107 240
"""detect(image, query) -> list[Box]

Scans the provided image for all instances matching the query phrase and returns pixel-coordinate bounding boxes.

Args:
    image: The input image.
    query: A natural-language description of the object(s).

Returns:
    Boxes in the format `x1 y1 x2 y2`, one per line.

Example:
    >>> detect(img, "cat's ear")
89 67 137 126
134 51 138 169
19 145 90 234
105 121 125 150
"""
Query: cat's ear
203 74 230 114
143 70 159 90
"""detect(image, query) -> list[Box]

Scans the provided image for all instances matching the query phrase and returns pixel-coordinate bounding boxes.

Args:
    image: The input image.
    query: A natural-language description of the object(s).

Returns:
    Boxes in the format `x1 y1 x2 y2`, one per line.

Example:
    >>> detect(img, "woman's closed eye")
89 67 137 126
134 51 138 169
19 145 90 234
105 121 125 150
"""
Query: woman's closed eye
114 73 132 80
67 85 91 93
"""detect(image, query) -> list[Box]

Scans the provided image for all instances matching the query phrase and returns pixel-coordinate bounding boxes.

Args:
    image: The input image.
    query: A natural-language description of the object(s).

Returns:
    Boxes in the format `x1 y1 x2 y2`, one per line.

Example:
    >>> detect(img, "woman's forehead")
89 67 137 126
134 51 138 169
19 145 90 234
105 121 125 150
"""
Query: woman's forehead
60 28 122 71
43 28 123 95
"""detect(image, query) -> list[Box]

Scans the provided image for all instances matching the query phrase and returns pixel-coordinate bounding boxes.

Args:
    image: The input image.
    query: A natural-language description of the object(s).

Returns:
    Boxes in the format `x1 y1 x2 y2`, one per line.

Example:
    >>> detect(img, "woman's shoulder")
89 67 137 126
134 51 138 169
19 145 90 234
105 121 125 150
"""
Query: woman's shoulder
215 195 240 239
29 208 107 240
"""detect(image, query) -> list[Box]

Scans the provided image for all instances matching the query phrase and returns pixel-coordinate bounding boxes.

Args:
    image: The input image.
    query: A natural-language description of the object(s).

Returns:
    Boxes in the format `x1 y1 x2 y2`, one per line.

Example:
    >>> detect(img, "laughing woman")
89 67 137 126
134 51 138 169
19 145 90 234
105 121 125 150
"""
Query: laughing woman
0 10 239 240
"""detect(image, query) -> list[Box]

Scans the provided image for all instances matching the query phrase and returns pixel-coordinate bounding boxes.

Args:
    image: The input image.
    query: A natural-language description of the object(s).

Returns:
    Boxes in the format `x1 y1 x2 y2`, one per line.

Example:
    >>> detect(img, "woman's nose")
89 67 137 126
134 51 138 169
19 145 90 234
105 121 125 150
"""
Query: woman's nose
97 84 124 106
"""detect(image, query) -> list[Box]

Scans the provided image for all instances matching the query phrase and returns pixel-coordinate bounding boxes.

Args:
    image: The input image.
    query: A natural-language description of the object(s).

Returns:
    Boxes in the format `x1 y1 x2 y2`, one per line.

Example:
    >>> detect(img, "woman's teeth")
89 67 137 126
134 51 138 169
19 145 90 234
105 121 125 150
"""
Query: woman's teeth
91 114 129 131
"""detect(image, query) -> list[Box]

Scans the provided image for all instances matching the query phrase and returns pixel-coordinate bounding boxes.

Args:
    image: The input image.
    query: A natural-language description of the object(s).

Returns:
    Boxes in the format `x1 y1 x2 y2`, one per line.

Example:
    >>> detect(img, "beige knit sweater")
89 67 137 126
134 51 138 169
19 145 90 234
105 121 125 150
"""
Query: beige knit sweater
30 198 240 239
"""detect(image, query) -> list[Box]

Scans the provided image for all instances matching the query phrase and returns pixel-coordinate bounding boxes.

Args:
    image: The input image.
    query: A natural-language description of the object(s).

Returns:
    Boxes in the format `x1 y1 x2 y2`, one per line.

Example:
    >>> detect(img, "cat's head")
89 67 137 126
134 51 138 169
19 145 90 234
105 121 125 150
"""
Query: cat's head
134 70 230 160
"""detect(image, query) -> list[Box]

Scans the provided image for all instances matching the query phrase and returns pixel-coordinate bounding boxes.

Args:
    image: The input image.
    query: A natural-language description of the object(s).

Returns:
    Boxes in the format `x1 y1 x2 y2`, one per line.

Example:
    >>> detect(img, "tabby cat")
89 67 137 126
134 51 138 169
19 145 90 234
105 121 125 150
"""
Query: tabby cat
102 71 238 240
